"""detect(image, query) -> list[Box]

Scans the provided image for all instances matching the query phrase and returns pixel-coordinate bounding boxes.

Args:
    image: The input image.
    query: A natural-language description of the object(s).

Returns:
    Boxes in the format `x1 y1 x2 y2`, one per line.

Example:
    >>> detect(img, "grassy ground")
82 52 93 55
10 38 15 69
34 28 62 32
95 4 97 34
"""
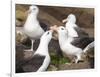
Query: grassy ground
47 52 70 71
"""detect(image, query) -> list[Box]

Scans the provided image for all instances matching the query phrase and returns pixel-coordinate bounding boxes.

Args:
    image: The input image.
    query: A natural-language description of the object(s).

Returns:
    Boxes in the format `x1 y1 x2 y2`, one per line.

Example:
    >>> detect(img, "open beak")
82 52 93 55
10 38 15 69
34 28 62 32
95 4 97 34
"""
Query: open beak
62 18 68 23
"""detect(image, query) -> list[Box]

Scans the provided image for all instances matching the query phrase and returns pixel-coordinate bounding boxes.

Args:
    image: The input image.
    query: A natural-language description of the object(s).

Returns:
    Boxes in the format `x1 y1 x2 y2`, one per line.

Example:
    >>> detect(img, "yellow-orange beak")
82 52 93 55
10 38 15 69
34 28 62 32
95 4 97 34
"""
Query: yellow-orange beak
50 25 58 32
62 18 67 23
25 9 31 15
50 25 59 40
49 29 53 33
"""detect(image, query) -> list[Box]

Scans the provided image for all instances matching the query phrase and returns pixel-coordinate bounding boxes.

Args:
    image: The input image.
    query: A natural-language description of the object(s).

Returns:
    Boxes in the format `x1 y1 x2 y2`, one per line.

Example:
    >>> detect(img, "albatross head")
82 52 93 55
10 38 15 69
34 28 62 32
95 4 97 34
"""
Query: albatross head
51 26 68 37
57 26 68 36
41 30 53 43
54 26 68 45
27 5 39 15
62 14 76 23
50 25 68 38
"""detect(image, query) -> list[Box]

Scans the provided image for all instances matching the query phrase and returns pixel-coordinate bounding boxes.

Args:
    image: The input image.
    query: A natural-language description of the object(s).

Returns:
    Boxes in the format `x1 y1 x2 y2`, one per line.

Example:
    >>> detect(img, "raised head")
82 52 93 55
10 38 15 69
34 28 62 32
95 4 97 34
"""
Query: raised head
27 5 39 15
41 30 53 43
62 14 76 23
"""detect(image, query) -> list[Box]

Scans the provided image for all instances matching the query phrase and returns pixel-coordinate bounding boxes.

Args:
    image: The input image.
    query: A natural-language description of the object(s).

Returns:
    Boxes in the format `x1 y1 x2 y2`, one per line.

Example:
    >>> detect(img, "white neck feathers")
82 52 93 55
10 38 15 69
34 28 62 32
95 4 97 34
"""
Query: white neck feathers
35 39 49 56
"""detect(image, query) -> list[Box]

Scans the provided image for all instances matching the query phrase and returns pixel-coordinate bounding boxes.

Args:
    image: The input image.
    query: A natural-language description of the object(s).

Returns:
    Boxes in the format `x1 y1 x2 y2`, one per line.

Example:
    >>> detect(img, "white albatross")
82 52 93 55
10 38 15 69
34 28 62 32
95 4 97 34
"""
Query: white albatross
23 5 48 52
21 30 53 72
53 26 94 63
62 14 89 37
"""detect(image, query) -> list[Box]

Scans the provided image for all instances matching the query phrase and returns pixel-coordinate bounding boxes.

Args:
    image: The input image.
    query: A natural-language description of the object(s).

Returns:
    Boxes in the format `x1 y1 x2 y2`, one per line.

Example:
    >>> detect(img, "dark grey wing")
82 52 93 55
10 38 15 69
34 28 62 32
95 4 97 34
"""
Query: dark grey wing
71 37 94 49
74 26 89 37
49 39 63 58
22 54 45 72
39 22 49 31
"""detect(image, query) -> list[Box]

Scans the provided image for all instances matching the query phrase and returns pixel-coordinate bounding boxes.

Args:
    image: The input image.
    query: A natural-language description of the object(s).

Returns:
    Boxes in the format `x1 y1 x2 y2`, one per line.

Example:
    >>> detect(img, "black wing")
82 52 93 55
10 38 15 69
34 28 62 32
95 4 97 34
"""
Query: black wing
71 37 94 49
22 54 45 72
49 39 63 58
39 22 49 31
16 54 45 73
74 26 89 37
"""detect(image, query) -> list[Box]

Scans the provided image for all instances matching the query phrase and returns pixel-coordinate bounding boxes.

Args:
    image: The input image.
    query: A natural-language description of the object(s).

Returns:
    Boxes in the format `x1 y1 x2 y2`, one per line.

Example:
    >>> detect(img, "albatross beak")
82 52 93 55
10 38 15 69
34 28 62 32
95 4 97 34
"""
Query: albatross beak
49 29 53 33
50 25 58 33
26 9 31 14
62 18 68 23
50 25 59 40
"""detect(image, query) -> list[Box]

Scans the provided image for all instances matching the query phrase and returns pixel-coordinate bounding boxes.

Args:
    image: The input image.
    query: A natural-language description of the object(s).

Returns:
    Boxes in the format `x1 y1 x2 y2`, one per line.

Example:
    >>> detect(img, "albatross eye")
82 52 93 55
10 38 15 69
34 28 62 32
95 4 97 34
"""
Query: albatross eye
33 8 36 10
61 28 64 30
47 32 50 35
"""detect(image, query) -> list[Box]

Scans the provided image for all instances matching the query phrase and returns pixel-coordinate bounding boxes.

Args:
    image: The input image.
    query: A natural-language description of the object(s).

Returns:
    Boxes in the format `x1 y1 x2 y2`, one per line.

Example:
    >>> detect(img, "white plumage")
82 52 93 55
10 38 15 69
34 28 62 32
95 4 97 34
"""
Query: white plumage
34 30 53 72
62 14 89 38
62 14 78 37
54 26 94 63
57 14 94 63
50 14 94 63
56 26 83 63
23 5 45 52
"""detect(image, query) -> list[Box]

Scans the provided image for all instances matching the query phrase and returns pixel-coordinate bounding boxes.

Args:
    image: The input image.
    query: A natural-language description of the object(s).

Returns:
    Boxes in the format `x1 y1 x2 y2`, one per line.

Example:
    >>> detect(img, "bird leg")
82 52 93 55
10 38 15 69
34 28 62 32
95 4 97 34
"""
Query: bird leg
24 40 35 52
75 54 84 63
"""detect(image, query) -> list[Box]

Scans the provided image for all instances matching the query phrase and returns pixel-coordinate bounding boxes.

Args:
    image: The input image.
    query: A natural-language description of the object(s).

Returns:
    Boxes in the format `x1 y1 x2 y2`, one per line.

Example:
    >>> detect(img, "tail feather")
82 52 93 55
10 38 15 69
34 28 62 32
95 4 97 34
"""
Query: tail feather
83 41 94 53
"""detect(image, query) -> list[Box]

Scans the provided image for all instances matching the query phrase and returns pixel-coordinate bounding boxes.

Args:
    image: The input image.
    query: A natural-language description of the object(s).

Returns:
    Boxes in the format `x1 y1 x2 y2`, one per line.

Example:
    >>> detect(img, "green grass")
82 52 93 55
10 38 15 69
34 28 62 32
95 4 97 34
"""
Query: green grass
50 52 59 66
50 52 70 66
59 57 69 64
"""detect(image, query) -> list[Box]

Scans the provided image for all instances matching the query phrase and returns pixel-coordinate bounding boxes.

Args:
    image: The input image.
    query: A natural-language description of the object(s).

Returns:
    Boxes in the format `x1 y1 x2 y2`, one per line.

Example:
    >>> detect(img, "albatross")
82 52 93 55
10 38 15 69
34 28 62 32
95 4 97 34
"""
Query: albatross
62 14 89 37
23 5 48 52
17 30 53 72
53 26 94 63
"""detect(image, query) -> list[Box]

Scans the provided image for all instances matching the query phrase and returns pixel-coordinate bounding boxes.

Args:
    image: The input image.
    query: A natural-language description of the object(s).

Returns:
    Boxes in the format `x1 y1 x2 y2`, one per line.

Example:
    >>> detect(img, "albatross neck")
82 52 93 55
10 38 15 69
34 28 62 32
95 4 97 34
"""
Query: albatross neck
24 13 39 29
65 21 77 29
27 13 38 22
66 19 76 25
58 32 68 46
36 39 49 55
